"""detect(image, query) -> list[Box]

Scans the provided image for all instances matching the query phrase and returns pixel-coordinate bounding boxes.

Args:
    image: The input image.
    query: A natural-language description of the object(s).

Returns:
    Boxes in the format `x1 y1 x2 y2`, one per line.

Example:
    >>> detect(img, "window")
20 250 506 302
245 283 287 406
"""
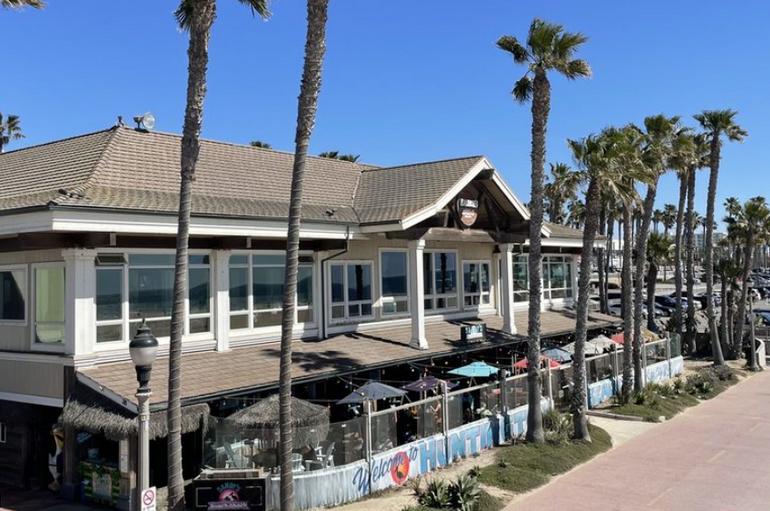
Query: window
228 253 315 330
0 422 5 444
34 265 65 345
330 261 372 322
543 256 573 300
380 251 409 315
423 251 458 311
513 254 529 302
0 268 25 322
463 261 491 307
94 253 212 343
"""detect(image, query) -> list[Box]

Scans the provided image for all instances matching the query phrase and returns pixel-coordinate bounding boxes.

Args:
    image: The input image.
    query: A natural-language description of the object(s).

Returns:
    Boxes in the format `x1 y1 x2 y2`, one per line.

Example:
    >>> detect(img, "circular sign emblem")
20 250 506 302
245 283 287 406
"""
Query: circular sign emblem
143 489 155 506
390 451 410 485
460 208 478 227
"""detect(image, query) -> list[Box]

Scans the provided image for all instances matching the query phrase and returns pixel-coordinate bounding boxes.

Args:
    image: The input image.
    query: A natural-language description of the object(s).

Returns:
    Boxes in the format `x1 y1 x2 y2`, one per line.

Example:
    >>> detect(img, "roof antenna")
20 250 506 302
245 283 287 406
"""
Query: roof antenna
115 116 125 127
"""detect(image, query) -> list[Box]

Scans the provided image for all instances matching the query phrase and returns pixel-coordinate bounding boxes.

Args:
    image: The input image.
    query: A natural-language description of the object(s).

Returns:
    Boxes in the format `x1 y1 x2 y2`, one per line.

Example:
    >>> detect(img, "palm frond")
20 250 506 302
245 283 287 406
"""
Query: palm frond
512 75 533 103
553 31 588 61
527 18 561 59
1 0 44 9
496 35 530 63
560 58 592 79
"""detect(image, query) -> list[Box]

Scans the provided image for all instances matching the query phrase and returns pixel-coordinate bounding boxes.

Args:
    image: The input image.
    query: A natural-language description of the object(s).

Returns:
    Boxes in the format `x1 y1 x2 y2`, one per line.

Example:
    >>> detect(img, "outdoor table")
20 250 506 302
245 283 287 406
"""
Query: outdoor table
304 459 324 471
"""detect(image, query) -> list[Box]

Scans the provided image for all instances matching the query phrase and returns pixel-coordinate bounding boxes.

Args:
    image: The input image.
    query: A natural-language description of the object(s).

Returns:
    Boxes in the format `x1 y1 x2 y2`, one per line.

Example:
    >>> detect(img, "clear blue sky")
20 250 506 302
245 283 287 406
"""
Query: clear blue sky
3 0 768 225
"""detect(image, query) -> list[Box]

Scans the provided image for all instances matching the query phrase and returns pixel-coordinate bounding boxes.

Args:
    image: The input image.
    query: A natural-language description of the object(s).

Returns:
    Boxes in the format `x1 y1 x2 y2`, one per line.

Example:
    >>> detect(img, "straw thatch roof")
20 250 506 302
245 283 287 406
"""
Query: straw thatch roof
61 385 209 441
224 394 329 449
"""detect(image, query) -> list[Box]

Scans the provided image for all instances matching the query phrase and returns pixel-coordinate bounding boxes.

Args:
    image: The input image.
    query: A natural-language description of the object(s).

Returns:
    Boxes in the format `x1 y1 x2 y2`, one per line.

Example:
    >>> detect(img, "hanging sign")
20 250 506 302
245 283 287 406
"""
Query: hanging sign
141 487 156 511
461 323 486 343
457 198 479 227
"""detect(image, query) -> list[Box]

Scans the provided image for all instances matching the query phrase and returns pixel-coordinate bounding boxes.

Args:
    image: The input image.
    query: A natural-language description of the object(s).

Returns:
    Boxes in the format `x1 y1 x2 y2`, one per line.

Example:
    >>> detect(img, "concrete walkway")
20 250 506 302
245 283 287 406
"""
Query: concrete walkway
505 369 770 511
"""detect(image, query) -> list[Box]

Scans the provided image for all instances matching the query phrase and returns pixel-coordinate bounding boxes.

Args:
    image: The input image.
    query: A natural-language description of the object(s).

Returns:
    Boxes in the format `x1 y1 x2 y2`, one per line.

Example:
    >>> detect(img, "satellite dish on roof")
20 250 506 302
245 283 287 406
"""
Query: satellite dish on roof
133 112 156 131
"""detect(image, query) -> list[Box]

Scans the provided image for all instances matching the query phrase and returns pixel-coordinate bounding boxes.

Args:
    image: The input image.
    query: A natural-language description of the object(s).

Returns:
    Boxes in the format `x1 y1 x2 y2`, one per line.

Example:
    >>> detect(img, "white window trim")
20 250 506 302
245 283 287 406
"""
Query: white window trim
228 250 318 334
378 248 410 318
30 262 66 353
327 260 374 324
512 253 530 304
461 259 492 311
0 264 28 326
93 249 214 351
423 249 459 314
543 255 573 301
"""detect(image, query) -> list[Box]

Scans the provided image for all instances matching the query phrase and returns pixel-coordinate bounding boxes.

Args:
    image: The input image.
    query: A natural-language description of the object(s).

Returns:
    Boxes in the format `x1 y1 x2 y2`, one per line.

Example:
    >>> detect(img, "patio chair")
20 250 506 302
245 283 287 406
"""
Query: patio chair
291 453 305 472
322 442 336 468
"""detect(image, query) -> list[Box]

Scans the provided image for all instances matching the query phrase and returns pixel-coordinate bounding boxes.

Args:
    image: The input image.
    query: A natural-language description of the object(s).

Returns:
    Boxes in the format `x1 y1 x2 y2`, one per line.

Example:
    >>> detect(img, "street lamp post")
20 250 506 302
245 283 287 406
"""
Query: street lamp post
129 321 159 507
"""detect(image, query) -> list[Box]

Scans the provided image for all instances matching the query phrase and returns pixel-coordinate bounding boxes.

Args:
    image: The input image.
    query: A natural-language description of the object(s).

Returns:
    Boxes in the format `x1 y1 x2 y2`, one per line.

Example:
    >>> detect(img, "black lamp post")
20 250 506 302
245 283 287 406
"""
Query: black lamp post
129 321 158 504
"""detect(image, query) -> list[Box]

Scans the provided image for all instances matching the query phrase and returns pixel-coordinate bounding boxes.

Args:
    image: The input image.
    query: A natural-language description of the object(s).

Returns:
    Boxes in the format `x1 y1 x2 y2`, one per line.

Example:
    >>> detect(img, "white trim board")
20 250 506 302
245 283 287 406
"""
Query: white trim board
0 391 63 408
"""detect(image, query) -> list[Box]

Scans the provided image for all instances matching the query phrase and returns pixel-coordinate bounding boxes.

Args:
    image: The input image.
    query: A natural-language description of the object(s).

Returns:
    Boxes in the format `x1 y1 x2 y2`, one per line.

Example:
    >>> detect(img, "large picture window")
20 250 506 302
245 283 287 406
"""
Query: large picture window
0 268 26 322
423 251 458 312
543 255 573 300
380 250 409 315
513 254 529 302
463 261 490 307
34 265 65 345
330 261 372 322
229 253 314 331
95 253 212 343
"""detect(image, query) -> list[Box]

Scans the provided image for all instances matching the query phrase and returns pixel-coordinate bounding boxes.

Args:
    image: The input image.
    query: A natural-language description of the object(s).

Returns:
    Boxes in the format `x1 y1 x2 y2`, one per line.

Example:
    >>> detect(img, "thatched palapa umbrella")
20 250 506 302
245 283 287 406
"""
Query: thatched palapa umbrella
226 394 329 449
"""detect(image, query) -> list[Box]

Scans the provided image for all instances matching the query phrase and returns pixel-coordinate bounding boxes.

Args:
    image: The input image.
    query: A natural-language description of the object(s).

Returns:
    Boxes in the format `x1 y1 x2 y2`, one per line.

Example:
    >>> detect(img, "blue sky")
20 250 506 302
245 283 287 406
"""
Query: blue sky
3 1 768 225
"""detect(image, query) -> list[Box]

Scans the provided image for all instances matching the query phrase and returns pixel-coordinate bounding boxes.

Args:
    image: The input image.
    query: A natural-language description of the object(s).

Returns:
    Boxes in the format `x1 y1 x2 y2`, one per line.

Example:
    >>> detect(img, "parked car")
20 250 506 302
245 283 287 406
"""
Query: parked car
669 291 704 309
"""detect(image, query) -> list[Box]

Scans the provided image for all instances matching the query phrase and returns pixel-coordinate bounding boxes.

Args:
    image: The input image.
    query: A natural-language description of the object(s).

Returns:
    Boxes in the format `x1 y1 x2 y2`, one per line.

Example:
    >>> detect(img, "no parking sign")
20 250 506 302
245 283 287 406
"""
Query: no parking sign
141 486 157 511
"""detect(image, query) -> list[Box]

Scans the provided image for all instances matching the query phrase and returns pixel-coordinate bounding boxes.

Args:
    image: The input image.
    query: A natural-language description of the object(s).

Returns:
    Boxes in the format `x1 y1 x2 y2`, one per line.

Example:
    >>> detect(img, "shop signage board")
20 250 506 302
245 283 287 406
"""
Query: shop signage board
192 478 266 511
460 323 486 343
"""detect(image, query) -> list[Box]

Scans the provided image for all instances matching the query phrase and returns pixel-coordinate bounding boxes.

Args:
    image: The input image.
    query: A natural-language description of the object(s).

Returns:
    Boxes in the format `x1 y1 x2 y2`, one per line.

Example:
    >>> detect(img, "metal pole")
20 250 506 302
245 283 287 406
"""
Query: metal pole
642 341 648 387
364 400 373 495
441 381 450 466
136 386 151 510
665 335 672 378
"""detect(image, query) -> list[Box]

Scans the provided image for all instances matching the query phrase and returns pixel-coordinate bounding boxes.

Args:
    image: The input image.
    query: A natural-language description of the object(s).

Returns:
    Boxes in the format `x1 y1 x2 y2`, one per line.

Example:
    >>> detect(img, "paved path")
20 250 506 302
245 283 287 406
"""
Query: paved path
505 370 770 511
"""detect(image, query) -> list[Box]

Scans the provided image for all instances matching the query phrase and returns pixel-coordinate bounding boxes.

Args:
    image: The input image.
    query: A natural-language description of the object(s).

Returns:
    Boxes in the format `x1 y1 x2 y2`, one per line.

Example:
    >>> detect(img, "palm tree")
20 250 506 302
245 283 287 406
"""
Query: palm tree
652 209 663 234
544 162 578 223
497 18 590 443
566 199 585 229
662 204 677 239
645 232 672 330
250 140 272 148
166 2 269 509
319 150 360 162
631 115 679 391
694 109 748 366
1 0 43 8
726 197 770 370
0 113 25 153
278 1 329 509
568 128 643 439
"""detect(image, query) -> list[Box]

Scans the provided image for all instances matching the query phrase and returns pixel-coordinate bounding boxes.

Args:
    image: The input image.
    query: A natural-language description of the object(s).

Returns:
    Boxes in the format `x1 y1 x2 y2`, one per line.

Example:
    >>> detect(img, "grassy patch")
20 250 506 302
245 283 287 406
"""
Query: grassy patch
478 424 611 494
611 392 698 421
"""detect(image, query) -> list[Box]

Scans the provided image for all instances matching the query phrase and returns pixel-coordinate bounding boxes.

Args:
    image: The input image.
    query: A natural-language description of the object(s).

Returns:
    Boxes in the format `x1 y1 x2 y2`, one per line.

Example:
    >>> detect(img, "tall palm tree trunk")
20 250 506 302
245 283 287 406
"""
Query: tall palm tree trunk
279 2 329 510
524 69 549 444
646 260 658 331
621 205 634 402
633 183 658 391
602 214 614 314
685 169 697 355
719 269 729 356
734 229 754 365
571 178 600 441
673 173 687 337
704 138 725 365
597 205 607 314
166 2 216 509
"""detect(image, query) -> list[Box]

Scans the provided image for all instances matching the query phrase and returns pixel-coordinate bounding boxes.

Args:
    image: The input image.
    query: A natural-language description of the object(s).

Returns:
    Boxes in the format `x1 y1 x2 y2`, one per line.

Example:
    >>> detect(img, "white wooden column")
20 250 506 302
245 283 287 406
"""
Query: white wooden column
499 243 516 334
408 239 427 350
570 255 580 307
214 249 231 352
63 249 96 356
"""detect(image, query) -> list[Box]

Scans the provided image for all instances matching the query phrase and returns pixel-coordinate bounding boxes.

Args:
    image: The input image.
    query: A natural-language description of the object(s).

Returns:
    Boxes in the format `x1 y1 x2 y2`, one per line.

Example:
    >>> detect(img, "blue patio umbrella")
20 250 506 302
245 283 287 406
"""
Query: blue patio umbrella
402 375 457 393
540 347 573 363
448 361 499 378
337 380 407 404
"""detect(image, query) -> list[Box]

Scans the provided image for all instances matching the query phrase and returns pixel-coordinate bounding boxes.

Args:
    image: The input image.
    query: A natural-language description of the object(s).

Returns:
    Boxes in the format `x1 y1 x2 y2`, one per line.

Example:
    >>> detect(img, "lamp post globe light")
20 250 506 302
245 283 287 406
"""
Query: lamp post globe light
129 321 158 505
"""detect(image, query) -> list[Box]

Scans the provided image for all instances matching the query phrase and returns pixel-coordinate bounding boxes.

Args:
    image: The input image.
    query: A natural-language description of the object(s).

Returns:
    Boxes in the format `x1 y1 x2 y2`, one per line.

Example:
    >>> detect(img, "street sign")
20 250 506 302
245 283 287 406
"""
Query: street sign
141 486 157 511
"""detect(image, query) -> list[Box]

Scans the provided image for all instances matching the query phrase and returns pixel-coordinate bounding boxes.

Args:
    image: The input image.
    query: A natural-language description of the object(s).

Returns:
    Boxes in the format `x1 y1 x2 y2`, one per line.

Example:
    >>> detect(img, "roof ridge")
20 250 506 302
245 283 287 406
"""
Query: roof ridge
362 154 485 173
52 127 122 202
113 125 374 169
0 126 117 156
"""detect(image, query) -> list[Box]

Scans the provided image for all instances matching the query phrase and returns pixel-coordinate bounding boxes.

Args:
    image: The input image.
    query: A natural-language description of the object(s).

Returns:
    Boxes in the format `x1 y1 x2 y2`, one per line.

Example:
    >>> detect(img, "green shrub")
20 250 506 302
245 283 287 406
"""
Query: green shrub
542 409 572 444
416 479 450 509
449 473 481 511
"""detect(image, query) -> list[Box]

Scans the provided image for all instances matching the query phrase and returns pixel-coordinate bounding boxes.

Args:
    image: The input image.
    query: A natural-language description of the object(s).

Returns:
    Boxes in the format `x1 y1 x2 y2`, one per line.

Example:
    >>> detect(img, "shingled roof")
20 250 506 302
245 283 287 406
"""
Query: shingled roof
0 127 502 227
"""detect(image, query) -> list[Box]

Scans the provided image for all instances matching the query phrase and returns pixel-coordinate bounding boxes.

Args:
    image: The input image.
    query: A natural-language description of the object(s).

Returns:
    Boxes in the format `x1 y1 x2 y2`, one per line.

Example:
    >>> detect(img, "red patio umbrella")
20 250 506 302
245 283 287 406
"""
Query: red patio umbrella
512 356 560 369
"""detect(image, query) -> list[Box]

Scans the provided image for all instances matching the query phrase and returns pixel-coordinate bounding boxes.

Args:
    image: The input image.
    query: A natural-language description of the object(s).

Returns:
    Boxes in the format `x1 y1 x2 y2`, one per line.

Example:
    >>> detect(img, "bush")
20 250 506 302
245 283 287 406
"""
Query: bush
416 479 450 509
413 473 482 511
542 409 572 444
449 474 481 511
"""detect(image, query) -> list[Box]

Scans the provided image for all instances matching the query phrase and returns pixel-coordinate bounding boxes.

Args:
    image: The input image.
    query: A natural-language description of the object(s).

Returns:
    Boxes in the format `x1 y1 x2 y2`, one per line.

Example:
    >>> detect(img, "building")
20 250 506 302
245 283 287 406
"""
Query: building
0 125 616 505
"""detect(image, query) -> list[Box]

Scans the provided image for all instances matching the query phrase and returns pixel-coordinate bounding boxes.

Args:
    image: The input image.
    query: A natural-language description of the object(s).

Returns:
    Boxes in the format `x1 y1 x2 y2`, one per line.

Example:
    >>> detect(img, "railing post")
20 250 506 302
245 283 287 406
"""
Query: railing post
666 335 672 378
545 363 553 408
499 371 508 413
642 341 648 387
441 381 451 466
364 400 373 495
612 346 619 396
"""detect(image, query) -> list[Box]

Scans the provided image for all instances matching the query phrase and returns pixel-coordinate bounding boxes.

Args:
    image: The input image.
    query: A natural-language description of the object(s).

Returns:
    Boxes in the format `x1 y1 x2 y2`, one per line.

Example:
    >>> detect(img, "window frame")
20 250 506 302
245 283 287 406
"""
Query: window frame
378 248 410 317
228 250 317 333
0 264 27 326
30 262 66 352
93 249 214 348
512 253 529 303
327 260 374 324
462 260 492 310
423 249 459 313
542 255 573 301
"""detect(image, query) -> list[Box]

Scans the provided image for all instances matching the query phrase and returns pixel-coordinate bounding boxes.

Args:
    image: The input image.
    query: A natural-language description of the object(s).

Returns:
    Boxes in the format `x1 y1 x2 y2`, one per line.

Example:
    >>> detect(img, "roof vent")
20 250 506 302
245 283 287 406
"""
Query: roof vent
325 208 336 217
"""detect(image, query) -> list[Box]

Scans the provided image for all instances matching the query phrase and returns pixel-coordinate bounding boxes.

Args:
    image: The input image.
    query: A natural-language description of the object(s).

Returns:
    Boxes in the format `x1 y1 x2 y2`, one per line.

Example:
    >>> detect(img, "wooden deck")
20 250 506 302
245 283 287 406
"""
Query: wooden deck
79 310 619 409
